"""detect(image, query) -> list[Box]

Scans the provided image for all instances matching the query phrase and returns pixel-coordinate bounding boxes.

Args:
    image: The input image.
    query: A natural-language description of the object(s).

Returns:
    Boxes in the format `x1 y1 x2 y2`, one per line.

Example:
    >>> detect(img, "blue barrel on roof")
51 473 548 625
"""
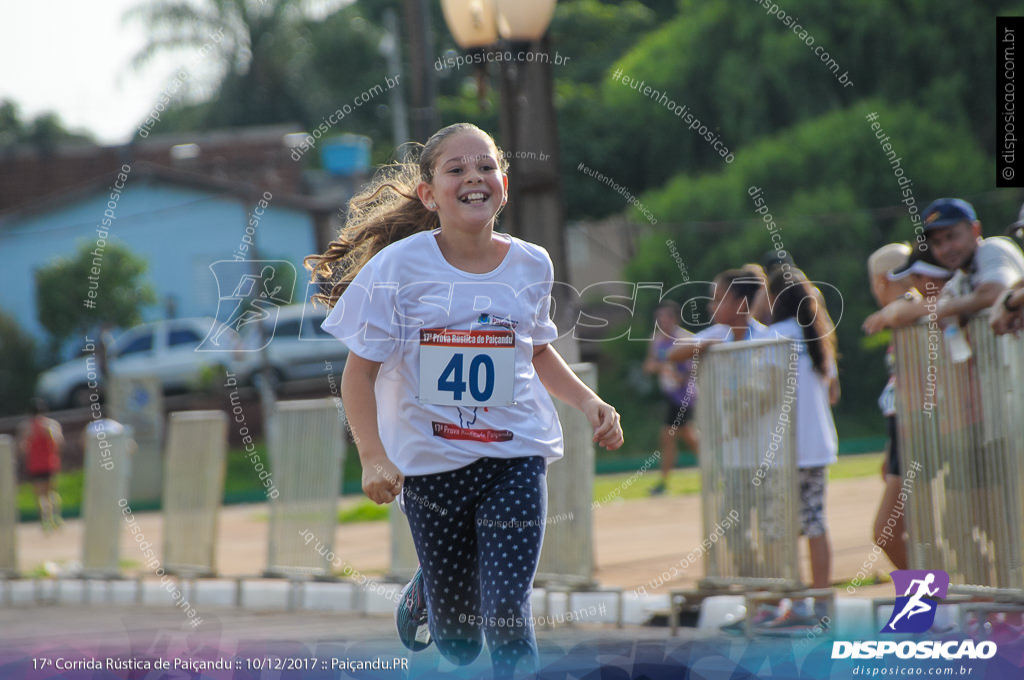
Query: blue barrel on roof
320 134 371 176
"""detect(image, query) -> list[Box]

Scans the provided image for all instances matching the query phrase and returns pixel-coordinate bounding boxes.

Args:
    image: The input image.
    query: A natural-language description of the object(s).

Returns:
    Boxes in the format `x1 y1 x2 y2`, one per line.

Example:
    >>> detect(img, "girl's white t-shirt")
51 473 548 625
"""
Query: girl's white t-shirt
769 318 838 469
322 230 563 476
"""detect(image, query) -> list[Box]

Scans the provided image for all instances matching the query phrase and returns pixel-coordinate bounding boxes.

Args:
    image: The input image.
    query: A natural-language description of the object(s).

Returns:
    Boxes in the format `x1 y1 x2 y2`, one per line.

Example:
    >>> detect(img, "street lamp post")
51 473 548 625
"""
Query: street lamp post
439 0 577 361
404 0 442 142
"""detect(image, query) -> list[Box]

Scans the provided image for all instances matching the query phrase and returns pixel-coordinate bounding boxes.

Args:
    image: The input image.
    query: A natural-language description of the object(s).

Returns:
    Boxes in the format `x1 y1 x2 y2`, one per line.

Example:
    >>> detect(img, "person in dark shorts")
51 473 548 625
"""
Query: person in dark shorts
17 398 65 531
643 301 698 495
863 243 914 568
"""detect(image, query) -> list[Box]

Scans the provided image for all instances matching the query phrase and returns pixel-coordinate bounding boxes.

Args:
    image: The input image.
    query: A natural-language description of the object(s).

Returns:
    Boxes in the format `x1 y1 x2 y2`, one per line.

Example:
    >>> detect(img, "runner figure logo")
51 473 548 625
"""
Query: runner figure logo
882 570 950 633
199 260 295 352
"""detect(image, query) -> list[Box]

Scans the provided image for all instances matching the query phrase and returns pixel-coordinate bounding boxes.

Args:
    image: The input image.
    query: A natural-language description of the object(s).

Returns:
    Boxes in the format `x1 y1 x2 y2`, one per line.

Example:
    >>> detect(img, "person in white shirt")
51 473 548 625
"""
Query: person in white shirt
922 198 1024 324
765 267 839 603
666 268 774 365
990 204 1024 335
990 280 1024 335
665 269 776 591
307 123 622 679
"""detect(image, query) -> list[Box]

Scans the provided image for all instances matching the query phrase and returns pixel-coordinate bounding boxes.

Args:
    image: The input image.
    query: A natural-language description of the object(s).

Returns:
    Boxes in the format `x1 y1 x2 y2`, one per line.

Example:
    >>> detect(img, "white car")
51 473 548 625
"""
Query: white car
232 303 349 389
36 317 235 408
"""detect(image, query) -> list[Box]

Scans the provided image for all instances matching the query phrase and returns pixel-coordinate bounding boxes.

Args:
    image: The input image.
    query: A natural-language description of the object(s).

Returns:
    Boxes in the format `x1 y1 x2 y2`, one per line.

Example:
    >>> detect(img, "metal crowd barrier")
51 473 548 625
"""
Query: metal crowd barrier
162 411 228 577
0 435 16 577
107 375 164 503
697 338 801 589
266 398 345 577
893 316 1024 590
81 423 133 577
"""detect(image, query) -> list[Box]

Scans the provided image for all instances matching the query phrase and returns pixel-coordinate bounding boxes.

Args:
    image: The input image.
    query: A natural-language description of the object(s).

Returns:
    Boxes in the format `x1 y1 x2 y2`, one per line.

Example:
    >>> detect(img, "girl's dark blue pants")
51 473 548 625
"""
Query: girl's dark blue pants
403 455 547 679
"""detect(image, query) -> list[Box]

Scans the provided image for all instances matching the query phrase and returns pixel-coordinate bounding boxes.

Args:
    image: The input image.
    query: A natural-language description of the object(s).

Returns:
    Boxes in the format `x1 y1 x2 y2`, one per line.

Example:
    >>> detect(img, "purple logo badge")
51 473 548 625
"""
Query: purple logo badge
882 570 950 633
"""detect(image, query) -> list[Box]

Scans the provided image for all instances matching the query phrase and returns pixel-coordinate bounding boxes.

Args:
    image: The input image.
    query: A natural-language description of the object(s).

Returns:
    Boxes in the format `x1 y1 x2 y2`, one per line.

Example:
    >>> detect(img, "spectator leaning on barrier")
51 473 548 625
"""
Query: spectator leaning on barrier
922 198 1024 326
666 268 774 364
923 198 1024 585
990 206 1024 335
862 246 954 333
667 268 774 604
862 243 914 570
1004 201 1024 245
990 280 1024 335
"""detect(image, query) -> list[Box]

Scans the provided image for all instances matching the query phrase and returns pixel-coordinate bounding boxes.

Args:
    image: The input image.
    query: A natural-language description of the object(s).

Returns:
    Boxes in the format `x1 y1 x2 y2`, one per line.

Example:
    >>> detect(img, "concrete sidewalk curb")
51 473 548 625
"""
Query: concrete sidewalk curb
0 576 639 625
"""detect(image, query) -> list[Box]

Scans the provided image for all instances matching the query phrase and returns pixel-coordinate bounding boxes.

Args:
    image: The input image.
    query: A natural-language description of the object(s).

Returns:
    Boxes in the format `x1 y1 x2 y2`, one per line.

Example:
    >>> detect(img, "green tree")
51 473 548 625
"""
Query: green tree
0 310 39 416
0 99 93 151
124 0 317 132
35 242 157 356
124 0 410 156
301 6 393 146
622 102 999 437
567 0 1024 222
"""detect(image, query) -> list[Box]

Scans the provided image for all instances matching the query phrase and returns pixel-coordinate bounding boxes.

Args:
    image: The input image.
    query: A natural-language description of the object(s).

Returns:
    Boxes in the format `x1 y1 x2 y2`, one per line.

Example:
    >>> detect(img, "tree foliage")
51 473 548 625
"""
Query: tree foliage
115 0 1024 442
576 0 1024 214
0 99 93 152
35 241 157 356
124 0 320 132
622 102 1009 435
0 309 39 416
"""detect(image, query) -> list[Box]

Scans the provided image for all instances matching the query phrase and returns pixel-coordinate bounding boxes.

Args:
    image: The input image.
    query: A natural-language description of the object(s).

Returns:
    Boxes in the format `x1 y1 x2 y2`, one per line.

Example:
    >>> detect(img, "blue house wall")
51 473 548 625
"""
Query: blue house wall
0 179 318 355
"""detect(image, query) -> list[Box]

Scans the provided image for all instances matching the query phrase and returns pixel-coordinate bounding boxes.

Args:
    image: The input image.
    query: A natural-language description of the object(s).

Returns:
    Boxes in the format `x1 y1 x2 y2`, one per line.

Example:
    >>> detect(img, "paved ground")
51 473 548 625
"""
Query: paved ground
0 605 721 680
16 463 894 599
9 466 1005 678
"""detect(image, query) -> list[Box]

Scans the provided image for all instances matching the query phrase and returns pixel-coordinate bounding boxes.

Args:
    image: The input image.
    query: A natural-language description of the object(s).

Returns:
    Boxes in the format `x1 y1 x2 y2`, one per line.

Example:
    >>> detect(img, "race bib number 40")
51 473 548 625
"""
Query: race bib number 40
419 329 516 406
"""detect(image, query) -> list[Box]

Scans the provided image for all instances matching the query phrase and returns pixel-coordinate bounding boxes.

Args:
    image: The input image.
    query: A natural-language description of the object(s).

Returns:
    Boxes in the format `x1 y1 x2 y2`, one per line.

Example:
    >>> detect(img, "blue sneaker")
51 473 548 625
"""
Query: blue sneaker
396 567 431 651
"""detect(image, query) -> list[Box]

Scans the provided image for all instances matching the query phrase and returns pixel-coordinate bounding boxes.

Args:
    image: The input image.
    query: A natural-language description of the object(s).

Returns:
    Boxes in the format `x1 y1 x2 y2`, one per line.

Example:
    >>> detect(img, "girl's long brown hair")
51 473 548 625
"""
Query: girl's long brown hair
767 267 836 376
304 123 506 308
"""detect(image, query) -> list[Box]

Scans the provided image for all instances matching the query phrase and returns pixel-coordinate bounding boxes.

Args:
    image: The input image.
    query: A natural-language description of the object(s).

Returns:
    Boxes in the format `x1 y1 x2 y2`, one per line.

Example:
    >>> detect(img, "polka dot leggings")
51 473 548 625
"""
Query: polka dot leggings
403 455 547 680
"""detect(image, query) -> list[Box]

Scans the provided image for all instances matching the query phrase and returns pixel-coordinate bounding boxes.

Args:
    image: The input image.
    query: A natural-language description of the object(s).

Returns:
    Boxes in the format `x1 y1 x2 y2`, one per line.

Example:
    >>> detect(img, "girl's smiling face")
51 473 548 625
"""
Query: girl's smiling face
418 130 507 230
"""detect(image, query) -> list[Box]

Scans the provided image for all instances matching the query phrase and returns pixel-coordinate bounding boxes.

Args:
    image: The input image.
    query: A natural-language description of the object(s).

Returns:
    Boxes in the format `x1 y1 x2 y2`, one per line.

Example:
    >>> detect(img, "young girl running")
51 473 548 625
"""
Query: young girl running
306 123 623 678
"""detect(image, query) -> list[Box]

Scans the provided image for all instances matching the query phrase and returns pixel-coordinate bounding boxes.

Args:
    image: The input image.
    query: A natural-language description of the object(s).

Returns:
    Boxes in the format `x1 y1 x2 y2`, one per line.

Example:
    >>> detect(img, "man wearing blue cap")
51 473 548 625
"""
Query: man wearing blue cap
923 198 1024 322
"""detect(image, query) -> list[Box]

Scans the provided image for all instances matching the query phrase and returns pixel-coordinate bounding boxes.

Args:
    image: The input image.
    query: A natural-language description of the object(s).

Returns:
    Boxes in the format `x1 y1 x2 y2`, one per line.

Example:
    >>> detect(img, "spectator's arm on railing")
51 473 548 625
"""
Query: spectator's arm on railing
666 336 720 362
936 281 1006 323
862 292 926 334
990 281 1024 336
